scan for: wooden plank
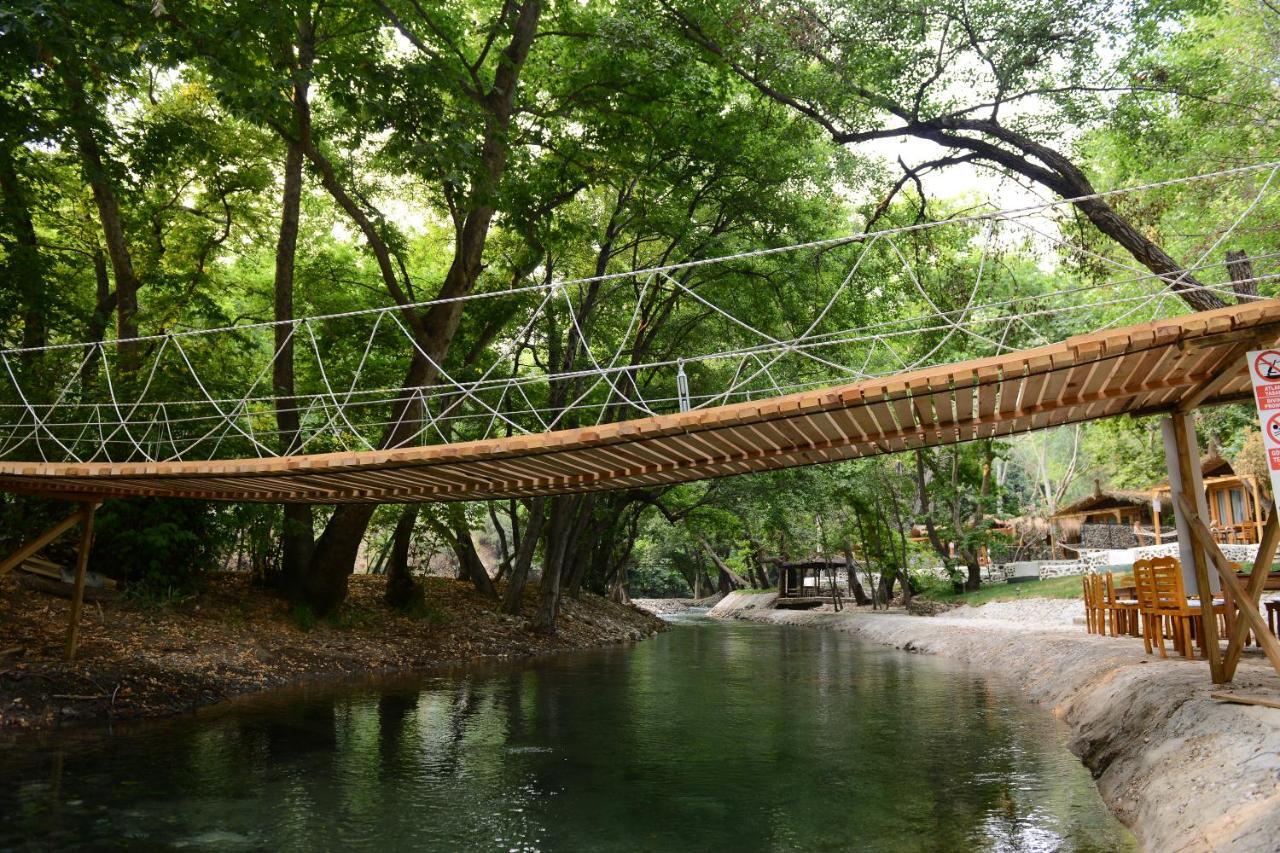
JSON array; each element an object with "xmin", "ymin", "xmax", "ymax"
[
  {"xmin": 1210, "ymin": 692, "xmax": 1280, "ymax": 710},
  {"xmin": 1175, "ymin": 341, "xmax": 1254, "ymax": 413}
]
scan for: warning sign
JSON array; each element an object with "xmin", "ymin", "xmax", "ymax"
[{"xmin": 1248, "ymin": 350, "xmax": 1280, "ymax": 489}]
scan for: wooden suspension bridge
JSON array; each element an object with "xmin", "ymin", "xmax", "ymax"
[{"xmin": 3, "ymin": 299, "xmax": 1280, "ymax": 681}]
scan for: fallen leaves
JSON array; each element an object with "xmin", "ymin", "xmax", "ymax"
[{"xmin": 0, "ymin": 572, "xmax": 666, "ymax": 732}]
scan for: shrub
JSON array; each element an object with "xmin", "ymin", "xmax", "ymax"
[
  {"xmin": 291, "ymin": 603, "xmax": 318, "ymax": 632},
  {"xmin": 89, "ymin": 498, "xmax": 226, "ymax": 597},
  {"xmin": 628, "ymin": 562, "xmax": 692, "ymax": 598}
]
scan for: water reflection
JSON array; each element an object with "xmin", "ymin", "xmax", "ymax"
[{"xmin": 0, "ymin": 619, "xmax": 1132, "ymax": 851}]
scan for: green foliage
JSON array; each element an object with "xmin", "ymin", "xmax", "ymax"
[
  {"xmin": 920, "ymin": 576, "xmax": 1086, "ymax": 606},
  {"xmin": 628, "ymin": 562, "xmax": 692, "ymax": 598},
  {"xmin": 290, "ymin": 603, "xmax": 318, "ymax": 632},
  {"xmin": 0, "ymin": 0, "xmax": 1273, "ymax": 612},
  {"xmin": 91, "ymin": 499, "xmax": 227, "ymax": 597}
]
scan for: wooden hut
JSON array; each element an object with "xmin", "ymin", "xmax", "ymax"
[
  {"xmin": 1050, "ymin": 483, "xmax": 1155, "ymax": 549},
  {"xmin": 1150, "ymin": 454, "xmax": 1267, "ymax": 545}
]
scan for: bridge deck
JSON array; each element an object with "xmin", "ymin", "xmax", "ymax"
[{"xmin": 2, "ymin": 300, "xmax": 1278, "ymax": 504}]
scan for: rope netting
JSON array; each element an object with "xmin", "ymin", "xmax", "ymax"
[{"xmin": 1, "ymin": 161, "xmax": 1277, "ymax": 465}]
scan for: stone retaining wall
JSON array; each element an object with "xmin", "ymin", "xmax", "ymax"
[{"xmin": 1020, "ymin": 542, "xmax": 1263, "ymax": 581}]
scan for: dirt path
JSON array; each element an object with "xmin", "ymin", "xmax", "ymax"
[
  {"xmin": 0, "ymin": 574, "xmax": 664, "ymax": 731},
  {"xmin": 711, "ymin": 592, "xmax": 1280, "ymax": 853}
]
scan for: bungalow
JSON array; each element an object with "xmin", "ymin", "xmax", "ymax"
[
  {"xmin": 1049, "ymin": 486, "xmax": 1157, "ymax": 551},
  {"xmin": 1150, "ymin": 455, "xmax": 1266, "ymax": 545},
  {"xmin": 1050, "ymin": 455, "xmax": 1269, "ymax": 550}
]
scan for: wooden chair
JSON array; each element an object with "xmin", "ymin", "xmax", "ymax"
[
  {"xmin": 1151, "ymin": 558, "xmax": 1196, "ymax": 657},
  {"xmin": 1082, "ymin": 574, "xmax": 1097, "ymax": 634},
  {"xmin": 1146, "ymin": 557, "xmax": 1226, "ymax": 659},
  {"xmin": 1133, "ymin": 559, "xmax": 1162, "ymax": 656},
  {"xmin": 1116, "ymin": 573, "xmax": 1140, "ymax": 636},
  {"xmin": 1084, "ymin": 573, "xmax": 1108, "ymax": 635},
  {"xmin": 1103, "ymin": 571, "xmax": 1138, "ymax": 636}
]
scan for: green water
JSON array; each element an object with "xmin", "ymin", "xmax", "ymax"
[{"xmin": 0, "ymin": 616, "xmax": 1132, "ymax": 851}]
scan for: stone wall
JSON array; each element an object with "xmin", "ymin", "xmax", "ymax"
[
  {"xmin": 1024, "ymin": 542, "xmax": 1262, "ymax": 580},
  {"xmin": 1037, "ymin": 560, "xmax": 1088, "ymax": 579},
  {"xmin": 1079, "ymin": 523, "xmax": 1139, "ymax": 549}
]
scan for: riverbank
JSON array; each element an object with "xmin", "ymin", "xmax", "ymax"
[
  {"xmin": 709, "ymin": 591, "xmax": 1280, "ymax": 853},
  {"xmin": 0, "ymin": 573, "xmax": 664, "ymax": 731}
]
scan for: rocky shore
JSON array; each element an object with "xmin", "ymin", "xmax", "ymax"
[
  {"xmin": 710, "ymin": 591, "xmax": 1280, "ymax": 853},
  {"xmin": 0, "ymin": 573, "xmax": 665, "ymax": 732}
]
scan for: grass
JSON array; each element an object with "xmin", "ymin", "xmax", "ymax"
[{"xmin": 920, "ymin": 575, "xmax": 1084, "ymax": 607}]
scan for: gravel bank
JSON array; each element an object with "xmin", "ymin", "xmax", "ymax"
[
  {"xmin": 632, "ymin": 594, "xmax": 724, "ymax": 616},
  {"xmin": 711, "ymin": 592, "xmax": 1280, "ymax": 853}
]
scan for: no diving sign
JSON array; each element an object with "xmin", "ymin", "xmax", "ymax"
[{"xmin": 1248, "ymin": 351, "xmax": 1280, "ymax": 495}]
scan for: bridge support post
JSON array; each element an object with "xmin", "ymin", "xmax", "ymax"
[
  {"xmin": 1164, "ymin": 413, "xmax": 1225, "ymax": 683},
  {"xmin": 64, "ymin": 501, "xmax": 100, "ymax": 662}
]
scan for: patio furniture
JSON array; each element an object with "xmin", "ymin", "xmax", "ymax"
[
  {"xmin": 1134, "ymin": 557, "xmax": 1210, "ymax": 658},
  {"xmin": 1132, "ymin": 559, "xmax": 1163, "ymax": 656},
  {"xmin": 1083, "ymin": 574, "xmax": 1100, "ymax": 634},
  {"xmin": 1104, "ymin": 571, "xmax": 1140, "ymax": 636}
]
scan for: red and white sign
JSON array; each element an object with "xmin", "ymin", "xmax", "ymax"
[{"xmin": 1248, "ymin": 351, "xmax": 1280, "ymax": 493}]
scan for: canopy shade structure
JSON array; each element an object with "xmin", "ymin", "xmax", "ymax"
[{"xmin": 2, "ymin": 300, "xmax": 1278, "ymax": 505}]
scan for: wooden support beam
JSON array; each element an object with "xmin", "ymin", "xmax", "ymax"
[
  {"xmin": 1175, "ymin": 342, "xmax": 1253, "ymax": 413},
  {"xmin": 0, "ymin": 508, "xmax": 86, "ymax": 577},
  {"xmin": 63, "ymin": 502, "xmax": 98, "ymax": 662},
  {"xmin": 1176, "ymin": 492, "xmax": 1280, "ymax": 678},
  {"xmin": 1170, "ymin": 413, "xmax": 1225, "ymax": 682},
  {"xmin": 1224, "ymin": 502, "xmax": 1280, "ymax": 681},
  {"xmin": 1178, "ymin": 320, "xmax": 1280, "ymax": 352}
]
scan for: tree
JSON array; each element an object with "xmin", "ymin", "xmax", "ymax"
[{"xmin": 662, "ymin": 0, "xmax": 1238, "ymax": 311}]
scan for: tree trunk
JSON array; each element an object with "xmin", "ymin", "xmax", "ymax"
[
  {"xmin": 452, "ymin": 514, "xmax": 498, "ymax": 599},
  {"xmin": 502, "ymin": 497, "xmax": 546, "ymax": 615},
  {"xmin": 842, "ymin": 539, "xmax": 871, "ymax": 606},
  {"xmin": 914, "ymin": 449, "xmax": 956, "ymax": 585},
  {"xmin": 696, "ymin": 534, "xmax": 747, "ymax": 591},
  {"xmin": 0, "ymin": 143, "xmax": 47, "ymax": 356},
  {"xmin": 297, "ymin": 0, "xmax": 543, "ymax": 615},
  {"xmin": 877, "ymin": 570, "xmax": 896, "ymax": 603},
  {"xmin": 965, "ymin": 558, "xmax": 982, "ymax": 593},
  {"xmin": 562, "ymin": 495, "xmax": 602, "ymax": 598},
  {"xmin": 914, "ymin": 118, "xmax": 1229, "ymax": 312},
  {"xmin": 688, "ymin": 31, "xmax": 1230, "ymax": 314},
  {"xmin": 488, "ymin": 501, "xmax": 512, "ymax": 581},
  {"xmin": 533, "ymin": 496, "xmax": 575, "ymax": 634},
  {"xmin": 274, "ymin": 131, "xmax": 314, "ymax": 599},
  {"xmin": 1227, "ymin": 250, "xmax": 1257, "ymax": 302},
  {"xmin": 384, "ymin": 504, "xmax": 420, "ymax": 608},
  {"xmin": 60, "ymin": 62, "xmax": 142, "ymax": 372},
  {"xmin": 79, "ymin": 245, "xmax": 114, "ymax": 386}
]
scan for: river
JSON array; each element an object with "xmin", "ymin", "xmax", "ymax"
[{"xmin": 0, "ymin": 615, "xmax": 1133, "ymax": 851}]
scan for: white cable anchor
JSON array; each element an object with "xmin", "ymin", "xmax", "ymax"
[{"xmin": 676, "ymin": 359, "xmax": 691, "ymax": 413}]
